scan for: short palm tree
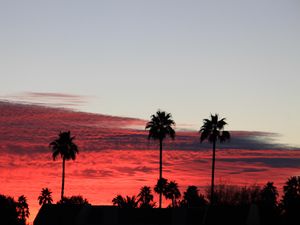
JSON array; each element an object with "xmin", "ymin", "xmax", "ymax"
[
  {"xmin": 112, "ymin": 195, "xmax": 138, "ymax": 208},
  {"xmin": 137, "ymin": 186, "xmax": 155, "ymax": 208},
  {"xmin": 154, "ymin": 178, "xmax": 169, "ymax": 208},
  {"xmin": 17, "ymin": 195, "xmax": 30, "ymax": 225},
  {"xmin": 50, "ymin": 131, "xmax": 79, "ymax": 200},
  {"xmin": 165, "ymin": 181, "xmax": 181, "ymax": 207},
  {"xmin": 146, "ymin": 110, "xmax": 175, "ymax": 208},
  {"xmin": 38, "ymin": 188, "xmax": 53, "ymax": 206},
  {"xmin": 199, "ymin": 114, "xmax": 230, "ymax": 205}
]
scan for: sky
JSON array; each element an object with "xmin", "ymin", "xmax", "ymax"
[
  {"xmin": 0, "ymin": 0, "xmax": 300, "ymax": 223},
  {"xmin": 0, "ymin": 0, "xmax": 300, "ymax": 145}
]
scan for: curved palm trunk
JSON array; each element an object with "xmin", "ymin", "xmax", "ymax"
[
  {"xmin": 211, "ymin": 139, "xmax": 216, "ymax": 205},
  {"xmin": 61, "ymin": 157, "xmax": 65, "ymax": 201},
  {"xmin": 159, "ymin": 138, "xmax": 163, "ymax": 209}
]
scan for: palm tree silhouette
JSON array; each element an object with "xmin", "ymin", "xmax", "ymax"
[
  {"xmin": 38, "ymin": 188, "xmax": 53, "ymax": 206},
  {"xmin": 199, "ymin": 114, "xmax": 230, "ymax": 205},
  {"xmin": 154, "ymin": 178, "xmax": 169, "ymax": 208},
  {"xmin": 137, "ymin": 186, "xmax": 155, "ymax": 208},
  {"xmin": 17, "ymin": 195, "xmax": 30, "ymax": 225},
  {"xmin": 112, "ymin": 195, "xmax": 138, "ymax": 208},
  {"xmin": 146, "ymin": 110, "xmax": 175, "ymax": 208},
  {"xmin": 165, "ymin": 181, "xmax": 181, "ymax": 207},
  {"xmin": 50, "ymin": 131, "xmax": 79, "ymax": 200}
]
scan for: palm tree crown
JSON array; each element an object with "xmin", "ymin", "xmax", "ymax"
[
  {"xmin": 200, "ymin": 114, "xmax": 230, "ymax": 143},
  {"xmin": 137, "ymin": 186, "xmax": 154, "ymax": 208},
  {"xmin": 165, "ymin": 181, "xmax": 181, "ymax": 208},
  {"xmin": 38, "ymin": 188, "xmax": 53, "ymax": 206},
  {"xmin": 146, "ymin": 110, "xmax": 175, "ymax": 141},
  {"xmin": 112, "ymin": 195, "xmax": 138, "ymax": 208},
  {"xmin": 50, "ymin": 131, "xmax": 78, "ymax": 161}
]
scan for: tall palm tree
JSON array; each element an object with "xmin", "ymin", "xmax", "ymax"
[
  {"xmin": 38, "ymin": 188, "xmax": 53, "ymax": 206},
  {"xmin": 50, "ymin": 131, "xmax": 79, "ymax": 200},
  {"xmin": 165, "ymin": 181, "xmax": 181, "ymax": 207},
  {"xmin": 137, "ymin": 186, "xmax": 155, "ymax": 208},
  {"xmin": 199, "ymin": 114, "xmax": 230, "ymax": 205},
  {"xmin": 146, "ymin": 110, "xmax": 175, "ymax": 208}
]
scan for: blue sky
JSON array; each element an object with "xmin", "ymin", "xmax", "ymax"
[{"xmin": 0, "ymin": 0, "xmax": 300, "ymax": 146}]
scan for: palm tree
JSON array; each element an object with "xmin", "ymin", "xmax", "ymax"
[
  {"xmin": 199, "ymin": 114, "xmax": 230, "ymax": 205},
  {"xmin": 146, "ymin": 110, "xmax": 175, "ymax": 208},
  {"xmin": 50, "ymin": 131, "xmax": 79, "ymax": 200},
  {"xmin": 17, "ymin": 195, "xmax": 30, "ymax": 225},
  {"xmin": 154, "ymin": 178, "xmax": 169, "ymax": 208},
  {"xmin": 165, "ymin": 181, "xmax": 181, "ymax": 207},
  {"xmin": 38, "ymin": 188, "xmax": 53, "ymax": 206},
  {"xmin": 137, "ymin": 186, "xmax": 155, "ymax": 208},
  {"xmin": 112, "ymin": 195, "xmax": 138, "ymax": 208}
]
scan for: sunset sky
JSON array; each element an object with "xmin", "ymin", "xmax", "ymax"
[{"xmin": 1, "ymin": 0, "xmax": 300, "ymax": 223}]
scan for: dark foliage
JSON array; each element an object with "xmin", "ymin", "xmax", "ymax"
[
  {"xmin": 180, "ymin": 186, "xmax": 207, "ymax": 208},
  {"xmin": 137, "ymin": 186, "xmax": 155, "ymax": 208},
  {"xmin": 57, "ymin": 195, "xmax": 89, "ymax": 205},
  {"xmin": 112, "ymin": 195, "xmax": 138, "ymax": 208},
  {"xmin": 280, "ymin": 176, "xmax": 300, "ymax": 225}
]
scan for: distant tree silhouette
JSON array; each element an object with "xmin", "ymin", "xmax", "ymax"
[
  {"xmin": 199, "ymin": 114, "xmax": 230, "ymax": 205},
  {"xmin": 112, "ymin": 195, "xmax": 138, "ymax": 208},
  {"xmin": 281, "ymin": 176, "xmax": 300, "ymax": 224},
  {"xmin": 146, "ymin": 110, "xmax": 175, "ymax": 208},
  {"xmin": 165, "ymin": 181, "xmax": 181, "ymax": 208},
  {"xmin": 38, "ymin": 188, "xmax": 53, "ymax": 206},
  {"xmin": 259, "ymin": 182, "xmax": 280, "ymax": 225},
  {"xmin": 50, "ymin": 131, "xmax": 79, "ymax": 200},
  {"xmin": 16, "ymin": 195, "xmax": 29, "ymax": 225},
  {"xmin": 57, "ymin": 195, "xmax": 89, "ymax": 205},
  {"xmin": 154, "ymin": 178, "xmax": 169, "ymax": 208},
  {"xmin": 181, "ymin": 186, "xmax": 207, "ymax": 208},
  {"xmin": 210, "ymin": 184, "xmax": 261, "ymax": 206},
  {"xmin": 137, "ymin": 186, "xmax": 155, "ymax": 208},
  {"xmin": 0, "ymin": 194, "xmax": 19, "ymax": 225},
  {"xmin": 260, "ymin": 182, "xmax": 278, "ymax": 208}
]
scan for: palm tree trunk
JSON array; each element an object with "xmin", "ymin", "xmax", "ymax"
[
  {"xmin": 61, "ymin": 157, "xmax": 65, "ymax": 201},
  {"xmin": 159, "ymin": 138, "xmax": 163, "ymax": 209},
  {"xmin": 211, "ymin": 139, "xmax": 216, "ymax": 205}
]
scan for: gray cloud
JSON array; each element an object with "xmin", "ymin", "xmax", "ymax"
[
  {"xmin": 220, "ymin": 157, "xmax": 300, "ymax": 168},
  {"xmin": 0, "ymin": 100, "xmax": 299, "ymax": 158}
]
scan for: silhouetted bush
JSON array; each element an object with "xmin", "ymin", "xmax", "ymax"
[
  {"xmin": 180, "ymin": 186, "xmax": 207, "ymax": 208},
  {"xmin": 0, "ymin": 194, "xmax": 30, "ymax": 225},
  {"xmin": 57, "ymin": 195, "xmax": 89, "ymax": 205},
  {"xmin": 0, "ymin": 194, "xmax": 19, "ymax": 225},
  {"xmin": 280, "ymin": 176, "xmax": 300, "ymax": 225}
]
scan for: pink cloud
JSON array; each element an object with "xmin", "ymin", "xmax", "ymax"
[{"xmin": 1, "ymin": 101, "xmax": 300, "ymax": 223}]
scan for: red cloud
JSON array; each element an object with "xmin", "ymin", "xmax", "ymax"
[{"xmin": 0, "ymin": 101, "xmax": 300, "ymax": 223}]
